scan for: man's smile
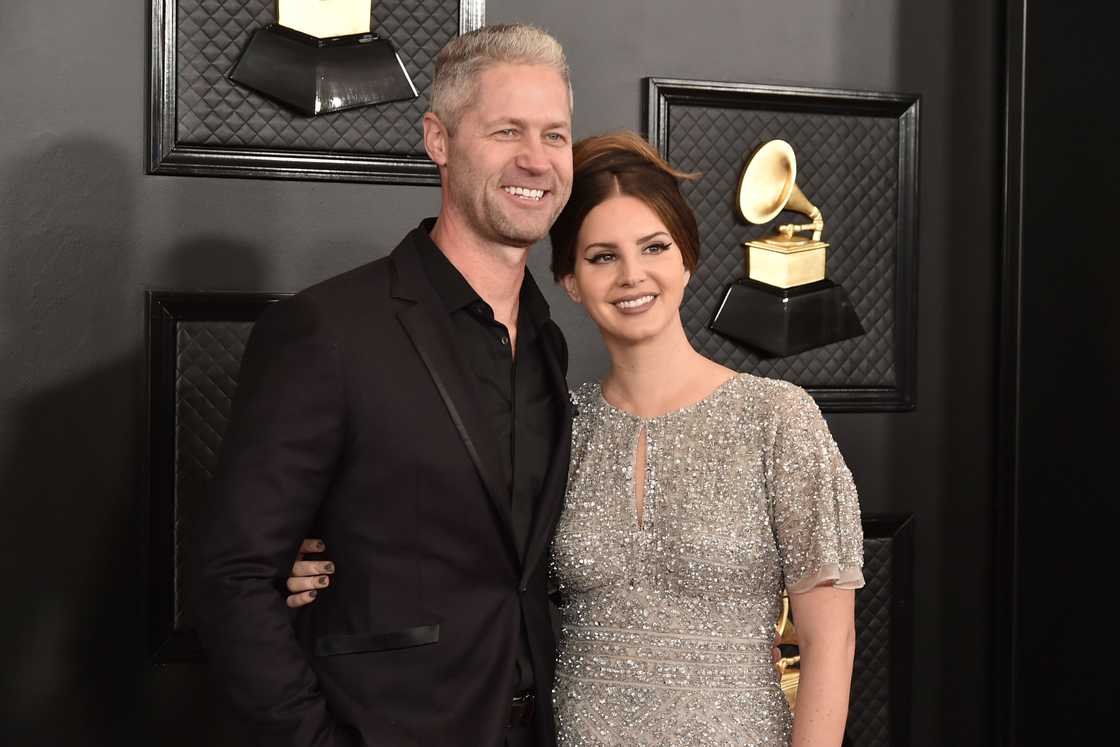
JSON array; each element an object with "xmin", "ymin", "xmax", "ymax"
[{"xmin": 502, "ymin": 185, "xmax": 547, "ymax": 201}]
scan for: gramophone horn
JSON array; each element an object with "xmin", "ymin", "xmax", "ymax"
[
  {"xmin": 737, "ymin": 139, "xmax": 824, "ymax": 241},
  {"xmin": 737, "ymin": 139, "xmax": 797, "ymax": 224},
  {"xmin": 711, "ymin": 138, "xmax": 862, "ymax": 357}
]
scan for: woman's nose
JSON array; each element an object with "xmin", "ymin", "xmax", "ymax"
[{"xmin": 615, "ymin": 256, "xmax": 645, "ymax": 287}]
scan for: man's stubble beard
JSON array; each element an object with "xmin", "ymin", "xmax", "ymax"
[
  {"xmin": 448, "ymin": 166, "xmax": 567, "ymax": 249},
  {"xmin": 481, "ymin": 192, "xmax": 562, "ymax": 248}
]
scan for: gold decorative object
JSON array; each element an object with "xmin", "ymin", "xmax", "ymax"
[
  {"xmin": 710, "ymin": 138, "xmax": 865, "ymax": 357},
  {"xmin": 774, "ymin": 592, "xmax": 801, "ymax": 711},
  {"xmin": 736, "ymin": 140, "xmax": 828, "ymax": 289},
  {"xmin": 279, "ymin": 0, "xmax": 373, "ymax": 39}
]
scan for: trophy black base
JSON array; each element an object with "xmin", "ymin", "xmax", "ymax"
[
  {"xmin": 229, "ymin": 25, "xmax": 418, "ymax": 116},
  {"xmin": 709, "ymin": 278, "xmax": 865, "ymax": 357}
]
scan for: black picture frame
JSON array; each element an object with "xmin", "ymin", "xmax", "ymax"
[
  {"xmin": 853, "ymin": 514, "xmax": 915, "ymax": 747},
  {"xmin": 645, "ymin": 78, "xmax": 920, "ymax": 412},
  {"xmin": 146, "ymin": 291, "xmax": 288, "ymax": 660},
  {"xmin": 147, "ymin": 1, "xmax": 486, "ymax": 185}
]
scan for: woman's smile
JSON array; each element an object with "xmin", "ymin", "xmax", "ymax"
[{"xmin": 612, "ymin": 293, "xmax": 658, "ymax": 313}]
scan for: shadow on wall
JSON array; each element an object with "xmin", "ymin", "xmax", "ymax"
[
  {"xmin": 154, "ymin": 235, "xmax": 274, "ymax": 293},
  {"xmin": 0, "ymin": 136, "xmax": 146, "ymax": 743},
  {"xmin": 0, "ymin": 136, "xmax": 269, "ymax": 743}
]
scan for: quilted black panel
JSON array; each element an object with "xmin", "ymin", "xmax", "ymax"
[
  {"xmin": 667, "ymin": 104, "xmax": 899, "ymax": 387},
  {"xmin": 172, "ymin": 320, "xmax": 254, "ymax": 630},
  {"xmin": 849, "ymin": 535, "xmax": 894, "ymax": 746},
  {"xmin": 176, "ymin": 0, "xmax": 459, "ymax": 153}
]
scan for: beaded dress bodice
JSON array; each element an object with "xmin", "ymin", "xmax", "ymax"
[{"xmin": 550, "ymin": 374, "xmax": 864, "ymax": 746}]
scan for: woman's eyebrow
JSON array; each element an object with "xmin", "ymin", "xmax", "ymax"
[{"xmin": 583, "ymin": 231, "xmax": 671, "ymax": 253}]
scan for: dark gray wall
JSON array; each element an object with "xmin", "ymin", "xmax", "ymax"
[{"xmin": 0, "ymin": 1, "xmax": 1000, "ymax": 743}]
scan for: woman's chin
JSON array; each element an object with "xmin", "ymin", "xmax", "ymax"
[{"xmin": 599, "ymin": 321, "xmax": 669, "ymax": 348}]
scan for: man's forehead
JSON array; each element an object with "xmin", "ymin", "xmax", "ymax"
[
  {"xmin": 466, "ymin": 64, "xmax": 571, "ymax": 122},
  {"xmin": 475, "ymin": 63, "xmax": 568, "ymax": 96}
]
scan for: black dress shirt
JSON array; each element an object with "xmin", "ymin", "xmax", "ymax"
[{"xmin": 417, "ymin": 220, "xmax": 559, "ymax": 692}]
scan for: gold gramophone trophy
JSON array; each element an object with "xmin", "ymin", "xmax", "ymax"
[
  {"xmin": 709, "ymin": 140, "xmax": 864, "ymax": 357},
  {"xmin": 229, "ymin": 1, "xmax": 418, "ymax": 116},
  {"xmin": 774, "ymin": 592, "xmax": 802, "ymax": 712}
]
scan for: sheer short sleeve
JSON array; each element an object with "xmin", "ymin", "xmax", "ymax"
[{"xmin": 766, "ymin": 383, "xmax": 865, "ymax": 594}]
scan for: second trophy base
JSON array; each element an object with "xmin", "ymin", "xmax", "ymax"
[
  {"xmin": 709, "ymin": 278, "xmax": 865, "ymax": 357},
  {"xmin": 229, "ymin": 25, "xmax": 418, "ymax": 116}
]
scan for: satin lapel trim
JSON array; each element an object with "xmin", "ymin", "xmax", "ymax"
[
  {"xmin": 396, "ymin": 302, "xmax": 517, "ymax": 555},
  {"xmin": 520, "ymin": 325, "xmax": 573, "ymax": 584}
]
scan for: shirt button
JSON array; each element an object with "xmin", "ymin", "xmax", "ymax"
[{"xmin": 499, "ymin": 335, "xmax": 509, "ymax": 345}]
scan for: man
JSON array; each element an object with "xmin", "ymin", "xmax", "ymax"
[{"xmin": 192, "ymin": 24, "xmax": 574, "ymax": 747}]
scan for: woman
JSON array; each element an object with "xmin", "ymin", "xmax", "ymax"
[{"xmin": 287, "ymin": 131, "xmax": 864, "ymax": 746}]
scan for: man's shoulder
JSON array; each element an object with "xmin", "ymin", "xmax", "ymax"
[
  {"xmin": 255, "ymin": 232, "xmax": 418, "ymax": 338},
  {"xmin": 296, "ymin": 254, "xmax": 394, "ymax": 308},
  {"xmin": 248, "ymin": 257, "xmax": 392, "ymax": 347},
  {"xmin": 292, "ymin": 225, "xmax": 425, "ymax": 311}
]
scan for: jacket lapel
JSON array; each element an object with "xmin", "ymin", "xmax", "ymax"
[
  {"xmin": 519, "ymin": 321, "xmax": 574, "ymax": 586},
  {"xmin": 390, "ymin": 235, "xmax": 517, "ymax": 562}
]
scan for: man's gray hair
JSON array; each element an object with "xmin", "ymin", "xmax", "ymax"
[{"xmin": 429, "ymin": 23, "xmax": 571, "ymax": 131}]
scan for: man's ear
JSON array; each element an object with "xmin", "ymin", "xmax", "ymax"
[
  {"xmin": 423, "ymin": 112, "xmax": 449, "ymax": 167},
  {"xmin": 561, "ymin": 274, "xmax": 582, "ymax": 304}
]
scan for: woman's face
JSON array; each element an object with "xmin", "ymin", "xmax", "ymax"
[{"xmin": 561, "ymin": 194, "xmax": 690, "ymax": 347}]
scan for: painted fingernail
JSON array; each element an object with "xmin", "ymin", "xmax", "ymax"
[
  {"xmin": 319, "ymin": 575, "xmax": 329, "ymax": 586},
  {"xmin": 309, "ymin": 589, "xmax": 318, "ymax": 598},
  {"xmin": 323, "ymin": 562, "xmax": 335, "ymax": 573}
]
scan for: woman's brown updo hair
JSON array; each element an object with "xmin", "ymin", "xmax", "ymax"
[{"xmin": 549, "ymin": 130, "xmax": 700, "ymax": 281}]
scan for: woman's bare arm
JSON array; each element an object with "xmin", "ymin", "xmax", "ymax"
[{"xmin": 787, "ymin": 584, "xmax": 856, "ymax": 747}]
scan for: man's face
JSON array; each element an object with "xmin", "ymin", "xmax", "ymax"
[{"xmin": 439, "ymin": 64, "xmax": 573, "ymax": 248}]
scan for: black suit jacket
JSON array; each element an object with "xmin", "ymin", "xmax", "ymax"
[{"xmin": 192, "ymin": 226, "xmax": 573, "ymax": 746}]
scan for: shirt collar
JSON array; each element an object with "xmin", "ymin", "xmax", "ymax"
[
  {"xmin": 416, "ymin": 218, "xmax": 480, "ymax": 312},
  {"xmin": 416, "ymin": 218, "xmax": 552, "ymax": 329}
]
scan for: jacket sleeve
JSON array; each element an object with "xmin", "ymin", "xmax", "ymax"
[{"xmin": 191, "ymin": 294, "xmax": 352, "ymax": 747}]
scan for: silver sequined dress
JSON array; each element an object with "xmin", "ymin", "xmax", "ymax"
[{"xmin": 550, "ymin": 374, "xmax": 864, "ymax": 746}]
